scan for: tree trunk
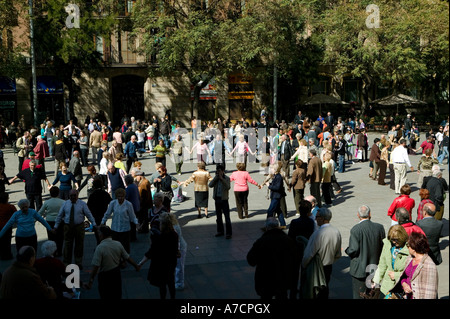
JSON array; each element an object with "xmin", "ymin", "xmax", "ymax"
[{"xmin": 191, "ymin": 77, "xmax": 211, "ymax": 120}]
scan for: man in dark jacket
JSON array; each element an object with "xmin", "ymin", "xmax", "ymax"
[
  {"xmin": 278, "ymin": 134, "xmax": 293, "ymax": 178},
  {"xmin": 417, "ymin": 203, "xmax": 443, "ymax": 265},
  {"xmin": 345, "ymin": 205, "xmax": 385, "ymax": 299},
  {"xmin": 422, "ymin": 169, "xmax": 448, "ymax": 220},
  {"xmin": 247, "ymin": 217, "xmax": 298, "ymax": 300}
]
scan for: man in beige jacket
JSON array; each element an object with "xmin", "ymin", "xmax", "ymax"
[{"xmin": 89, "ymin": 127, "xmax": 102, "ymax": 165}]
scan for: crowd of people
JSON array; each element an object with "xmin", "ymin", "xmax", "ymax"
[{"xmin": 0, "ymin": 109, "xmax": 448, "ymax": 300}]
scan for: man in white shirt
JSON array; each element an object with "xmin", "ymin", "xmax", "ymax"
[
  {"xmin": 435, "ymin": 126, "xmax": 444, "ymax": 157},
  {"xmin": 390, "ymin": 139, "xmax": 414, "ymax": 194}
]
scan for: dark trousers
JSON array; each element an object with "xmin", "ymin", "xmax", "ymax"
[
  {"xmin": 281, "ymin": 157, "xmax": 290, "ymax": 177},
  {"xmin": 321, "ymin": 182, "xmax": 332, "ymax": 205},
  {"xmin": 15, "ymin": 234, "xmax": 38, "ymax": 254},
  {"xmin": 378, "ymin": 160, "xmax": 387, "ymax": 185},
  {"xmin": 98, "ymin": 266, "xmax": 122, "ymax": 299},
  {"xmin": 80, "ymin": 148, "xmax": 88, "ymax": 166},
  {"xmin": 112, "ymin": 230, "xmax": 131, "ymax": 253},
  {"xmin": 26, "ymin": 193, "xmax": 43, "ymax": 211},
  {"xmin": 317, "ymin": 264, "xmax": 333, "ymax": 299},
  {"xmin": 63, "ymin": 223, "xmax": 85, "ymax": 267},
  {"xmin": 156, "ymin": 156, "xmax": 166, "ymax": 167},
  {"xmin": 126, "ymin": 155, "xmax": 137, "ymax": 173},
  {"xmin": 215, "ymin": 199, "xmax": 232, "ymax": 236},
  {"xmin": 47, "ymin": 221, "xmax": 64, "ymax": 257},
  {"xmin": 389, "ymin": 163, "xmax": 395, "ymax": 190},
  {"xmin": 18, "ymin": 156, "xmax": 25, "ymax": 174},
  {"xmin": 234, "ymin": 190, "xmax": 249, "ymax": 219},
  {"xmin": 293, "ymin": 188, "xmax": 305, "ymax": 215},
  {"xmin": 266, "ymin": 197, "xmax": 286, "ymax": 226},
  {"xmin": 310, "ymin": 182, "xmax": 321, "ymax": 207},
  {"xmin": 137, "ymin": 207, "xmax": 149, "ymax": 233},
  {"xmin": 175, "ymin": 161, "xmax": 183, "ymax": 174}
]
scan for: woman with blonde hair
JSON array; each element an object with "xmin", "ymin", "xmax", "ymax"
[
  {"xmin": 321, "ymin": 152, "xmax": 333, "ymax": 205},
  {"xmin": 372, "ymin": 225, "xmax": 410, "ymax": 299},
  {"xmin": 113, "ymin": 152, "xmax": 126, "ymax": 172},
  {"xmin": 182, "ymin": 161, "xmax": 213, "ymax": 218}
]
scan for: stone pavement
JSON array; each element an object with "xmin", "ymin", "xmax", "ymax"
[{"xmin": 0, "ymin": 131, "xmax": 448, "ymax": 301}]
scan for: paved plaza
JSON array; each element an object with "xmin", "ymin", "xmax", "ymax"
[{"xmin": 0, "ymin": 131, "xmax": 448, "ymax": 301}]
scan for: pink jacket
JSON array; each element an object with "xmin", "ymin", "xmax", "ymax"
[{"xmin": 230, "ymin": 170, "xmax": 258, "ymax": 192}]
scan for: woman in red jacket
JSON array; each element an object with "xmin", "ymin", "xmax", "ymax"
[{"xmin": 387, "ymin": 184, "xmax": 415, "ymax": 226}]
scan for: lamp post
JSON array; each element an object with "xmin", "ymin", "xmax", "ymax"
[
  {"xmin": 28, "ymin": 0, "xmax": 38, "ymax": 127},
  {"xmin": 273, "ymin": 64, "xmax": 277, "ymax": 122}
]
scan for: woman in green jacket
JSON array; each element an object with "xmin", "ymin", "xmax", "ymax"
[{"xmin": 372, "ymin": 225, "xmax": 410, "ymax": 298}]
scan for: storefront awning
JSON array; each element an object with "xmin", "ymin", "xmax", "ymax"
[
  {"xmin": 0, "ymin": 76, "xmax": 16, "ymax": 94},
  {"xmin": 37, "ymin": 76, "xmax": 64, "ymax": 94}
]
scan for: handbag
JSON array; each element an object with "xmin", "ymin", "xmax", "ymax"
[
  {"xmin": 356, "ymin": 149, "xmax": 363, "ymax": 160},
  {"xmin": 360, "ymin": 287, "xmax": 381, "ymax": 299},
  {"xmin": 387, "ymin": 292, "xmax": 405, "ymax": 299}
]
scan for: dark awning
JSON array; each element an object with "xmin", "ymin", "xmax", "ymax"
[
  {"xmin": 37, "ymin": 76, "xmax": 64, "ymax": 94},
  {"xmin": 0, "ymin": 76, "xmax": 16, "ymax": 94}
]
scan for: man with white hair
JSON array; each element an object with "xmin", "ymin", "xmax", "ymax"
[
  {"xmin": 302, "ymin": 207, "xmax": 342, "ymax": 299},
  {"xmin": 421, "ymin": 166, "xmax": 448, "ymax": 220},
  {"xmin": 417, "ymin": 203, "xmax": 443, "ymax": 265},
  {"xmin": 34, "ymin": 240, "xmax": 67, "ymax": 299},
  {"xmin": 345, "ymin": 205, "xmax": 385, "ymax": 299},
  {"xmin": 33, "ymin": 135, "xmax": 50, "ymax": 171}
]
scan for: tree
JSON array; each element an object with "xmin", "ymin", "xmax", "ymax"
[
  {"xmin": 0, "ymin": 0, "xmax": 26, "ymax": 78},
  {"xmin": 131, "ymin": 0, "xmax": 259, "ymax": 119},
  {"xmin": 311, "ymin": 0, "xmax": 449, "ymax": 115},
  {"xmin": 30, "ymin": 0, "xmax": 116, "ymax": 120},
  {"xmin": 241, "ymin": 0, "xmax": 323, "ymax": 121},
  {"xmin": 131, "ymin": 0, "xmax": 322, "ymax": 121}
]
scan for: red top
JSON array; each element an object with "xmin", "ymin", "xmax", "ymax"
[
  {"xmin": 388, "ymin": 195, "xmax": 416, "ymax": 221},
  {"xmin": 420, "ymin": 141, "xmax": 434, "ymax": 154},
  {"xmin": 401, "ymin": 222, "xmax": 426, "ymax": 237},
  {"xmin": 230, "ymin": 170, "xmax": 258, "ymax": 192}
]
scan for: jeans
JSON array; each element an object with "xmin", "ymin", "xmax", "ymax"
[
  {"xmin": 338, "ymin": 154, "xmax": 345, "ymax": 173},
  {"xmin": 80, "ymin": 148, "xmax": 88, "ymax": 166},
  {"xmin": 438, "ymin": 146, "xmax": 448, "ymax": 164},
  {"xmin": 47, "ymin": 138, "xmax": 54, "ymax": 156},
  {"xmin": 266, "ymin": 197, "xmax": 286, "ymax": 226}
]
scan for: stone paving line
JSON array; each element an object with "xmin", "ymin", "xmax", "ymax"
[{"xmin": 0, "ymin": 131, "xmax": 448, "ymax": 300}]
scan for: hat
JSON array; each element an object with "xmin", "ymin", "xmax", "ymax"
[
  {"xmin": 135, "ymin": 170, "xmax": 145, "ymax": 176},
  {"xmin": 29, "ymin": 152, "xmax": 36, "ymax": 156}
]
